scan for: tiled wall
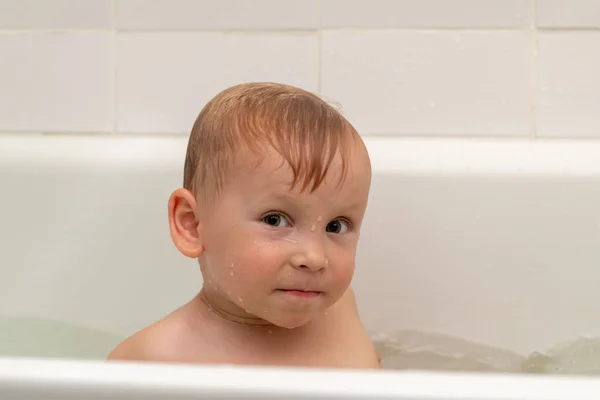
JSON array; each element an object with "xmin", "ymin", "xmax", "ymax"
[{"xmin": 0, "ymin": 0, "xmax": 599, "ymax": 138}]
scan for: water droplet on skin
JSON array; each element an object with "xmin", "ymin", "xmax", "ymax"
[
  {"xmin": 283, "ymin": 237, "xmax": 298, "ymax": 244},
  {"xmin": 310, "ymin": 224, "xmax": 316, "ymax": 232},
  {"xmin": 288, "ymin": 271, "xmax": 291, "ymax": 276},
  {"xmin": 325, "ymin": 258, "xmax": 329, "ymax": 267},
  {"xmin": 324, "ymin": 311, "xmax": 329, "ymax": 316},
  {"xmin": 268, "ymin": 330, "xmax": 273, "ymax": 335},
  {"xmin": 237, "ymin": 296, "xmax": 244, "ymax": 303},
  {"xmin": 212, "ymin": 285, "xmax": 217, "ymax": 291},
  {"xmin": 208, "ymin": 279, "xmax": 212, "ymax": 284},
  {"xmin": 230, "ymin": 271, "xmax": 234, "ymax": 276},
  {"xmin": 317, "ymin": 216, "xmax": 323, "ymax": 222},
  {"xmin": 230, "ymin": 263, "xmax": 234, "ymax": 268}
]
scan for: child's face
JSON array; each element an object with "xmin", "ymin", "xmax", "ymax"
[{"xmin": 198, "ymin": 144, "xmax": 371, "ymax": 328}]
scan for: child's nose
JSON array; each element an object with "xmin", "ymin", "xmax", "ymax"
[{"xmin": 290, "ymin": 238, "xmax": 326, "ymax": 272}]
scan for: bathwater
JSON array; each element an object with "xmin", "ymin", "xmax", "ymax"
[
  {"xmin": 0, "ymin": 315, "xmax": 123, "ymax": 359},
  {"xmin": 2, "ymin": 314, "xmax": 599, "ymax": 376},
  {"xmin": 372, "ymin": 330, "xmax": 600, "ymax": 375}
]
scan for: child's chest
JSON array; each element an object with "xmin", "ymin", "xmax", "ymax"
[{"xmin": 183, "ymin": 320, "xmax": 378, "ymax": 369}]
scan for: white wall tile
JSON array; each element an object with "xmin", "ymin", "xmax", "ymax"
[
  {"xmin": 537, "ymin": 0, "xmax": 600, "ymax": 28},
  {"xmin": 322, "ymin": 0, "xmax": 532, "ymax": 28},
  {"xmin": 116, "ymin": 0, "xmax": 318, "ymax": 30},
  {"xmin": 537, "ymin": 33, "xmax": 600, "ymax": 137},
  {"xmin": 117, "ymin": 33, "xmax": 318, "ymax": 133},
  {"xmin": 321, "ymin": 31, "xmax": 531, "ymax": 136},
  {"xmin": 0, "ymin": 33, "xmax": 114, "ymax": 132},
  {"xmin": 0, "ymin": 0, "xmax": 113, "ymax": 29}
]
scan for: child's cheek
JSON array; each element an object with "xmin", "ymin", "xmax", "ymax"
[
  {"xmin": 333, "ymin": 253, "xmax": 356, "ymax": 288},
  {"xmin": 237, "ymin": 238, "xmax": 283, "ymax": 280}
]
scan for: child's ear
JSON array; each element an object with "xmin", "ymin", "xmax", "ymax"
[{"xmin": 168, "ymin": 188, "xmax": 204, "ymax": 258}]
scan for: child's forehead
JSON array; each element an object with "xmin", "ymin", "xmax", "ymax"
[{"xmin": 231, "ymin": 146, "xmax": 369, "ymax": 196}]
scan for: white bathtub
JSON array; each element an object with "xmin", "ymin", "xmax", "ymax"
[{"xmin": 2, "ymin": 134, "xmax": 600, "ymax": 398}]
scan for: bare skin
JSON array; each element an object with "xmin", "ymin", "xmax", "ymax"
[
  {"xmin": 108, "ymin": 140, "xmax": 380, "ymax": 369},
  {"xmin": 108, "ymin": 288, "xmax": 380, "ymax": 368}
]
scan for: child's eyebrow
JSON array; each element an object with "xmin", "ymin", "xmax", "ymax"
[{"xmin": 254, "ymin": 191, "xmax": 299, "ymax": 208}]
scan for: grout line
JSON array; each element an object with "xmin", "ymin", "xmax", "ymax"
[
  {"xmin": 316, "ymin": 0, "xmax": 323, "ymax": 94},
  {"xmin": 1, "ymin": 27, "xmax": 600, "ymax": 35},
  {"xmin": 0, "ymin": 27, "xmax": 547, "ymax": 34},
  {"xmin": 0, "ymin": 29, "xmax": 113, "ymax": 33},
  {"xmin": 112, "ymin": 0, "xmax": 118, "ymax": 135},
  {"xmin": 537, "ymin": 26, "xmax": 600, "ymax": 31},
  {"xmin": 0, "ymin": 131, "xmax": 190, "ymax": 136},
  {"xmin": 530, "ymin": 0, "xmax": 540, "ymax": 138},
  {"xmin": 4, "ymin": 131, "xmax": 600, "ymax": 141}
]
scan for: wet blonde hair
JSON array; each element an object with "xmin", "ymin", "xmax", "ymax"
[{"xmin": 183, "ymin": 82, "xmax": 364, "ymax": 203}]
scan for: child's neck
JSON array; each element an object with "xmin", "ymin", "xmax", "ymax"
[{"xmin": 198, "ymin": 288, "xmax": 273, "ymax": 327}]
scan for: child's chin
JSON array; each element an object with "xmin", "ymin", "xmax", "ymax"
[{"xmin": 265, "ymin": 313, "xmax": 317, "ymax": 329}]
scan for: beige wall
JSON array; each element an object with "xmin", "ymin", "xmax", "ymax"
[{"xmin": 0, "ymin": 0, "xmax": 598, "ymax": 138}]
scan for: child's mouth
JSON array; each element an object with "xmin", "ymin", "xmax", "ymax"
[{"xmin": 277, "ymin": 289, "xmax": 321, "ymax": 298}]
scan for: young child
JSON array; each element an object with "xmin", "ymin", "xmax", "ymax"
[{"xmin": 108, "ymin": 82, "xmax": 380, "ymax": 369}]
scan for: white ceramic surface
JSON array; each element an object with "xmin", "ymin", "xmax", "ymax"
[
  {"xmin": 2, "ymin": 134, "xmax": 600, "ymax": 396},
  {"xmin": 2, "ymin": 135, "xmax": 600, "ymax": 357},
  {"xmin": 2, "ymin": 356, "xmax": 600, "ymax": 400}
]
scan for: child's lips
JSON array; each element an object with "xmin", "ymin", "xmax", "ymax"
[{"xmin": 276, "ymin": 289, "xmax": 321, "ymax": 298}]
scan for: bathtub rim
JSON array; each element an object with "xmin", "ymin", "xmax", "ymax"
[
  {"xmin": 3, "ymin": 134, "xmax": 600, "ymax": 176},
  {"xmin": 1, "ymin": 357, "xmax": 600, "ymax": 399}
]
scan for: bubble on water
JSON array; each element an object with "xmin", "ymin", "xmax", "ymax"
[
  {"xmin": 310, "ymin": 224, "xmax": 316, "ymax": 232},
  {"xmin": 237, "ymin": 296, "xmax": 244, "ymax": 303},
  {"xmin": 317, "ymin": 216, "xmax": 323, "ymax": 222}
]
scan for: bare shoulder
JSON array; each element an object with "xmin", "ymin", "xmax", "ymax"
[
  {"xmin": 326, "ymin": 287, "xmax": 381, "ymax": 368},
  {"xmin": 107, "ymin": 311, "xmax": 195, "ymax": 363}
]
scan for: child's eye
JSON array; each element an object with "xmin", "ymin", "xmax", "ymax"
[
  {"xmin": 326, "ymin": 219, "xmax": 350, "ymax": 234},
  {"xmin": 262, "ymin": 213, "xmax": 290, "ymax": 228}
]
